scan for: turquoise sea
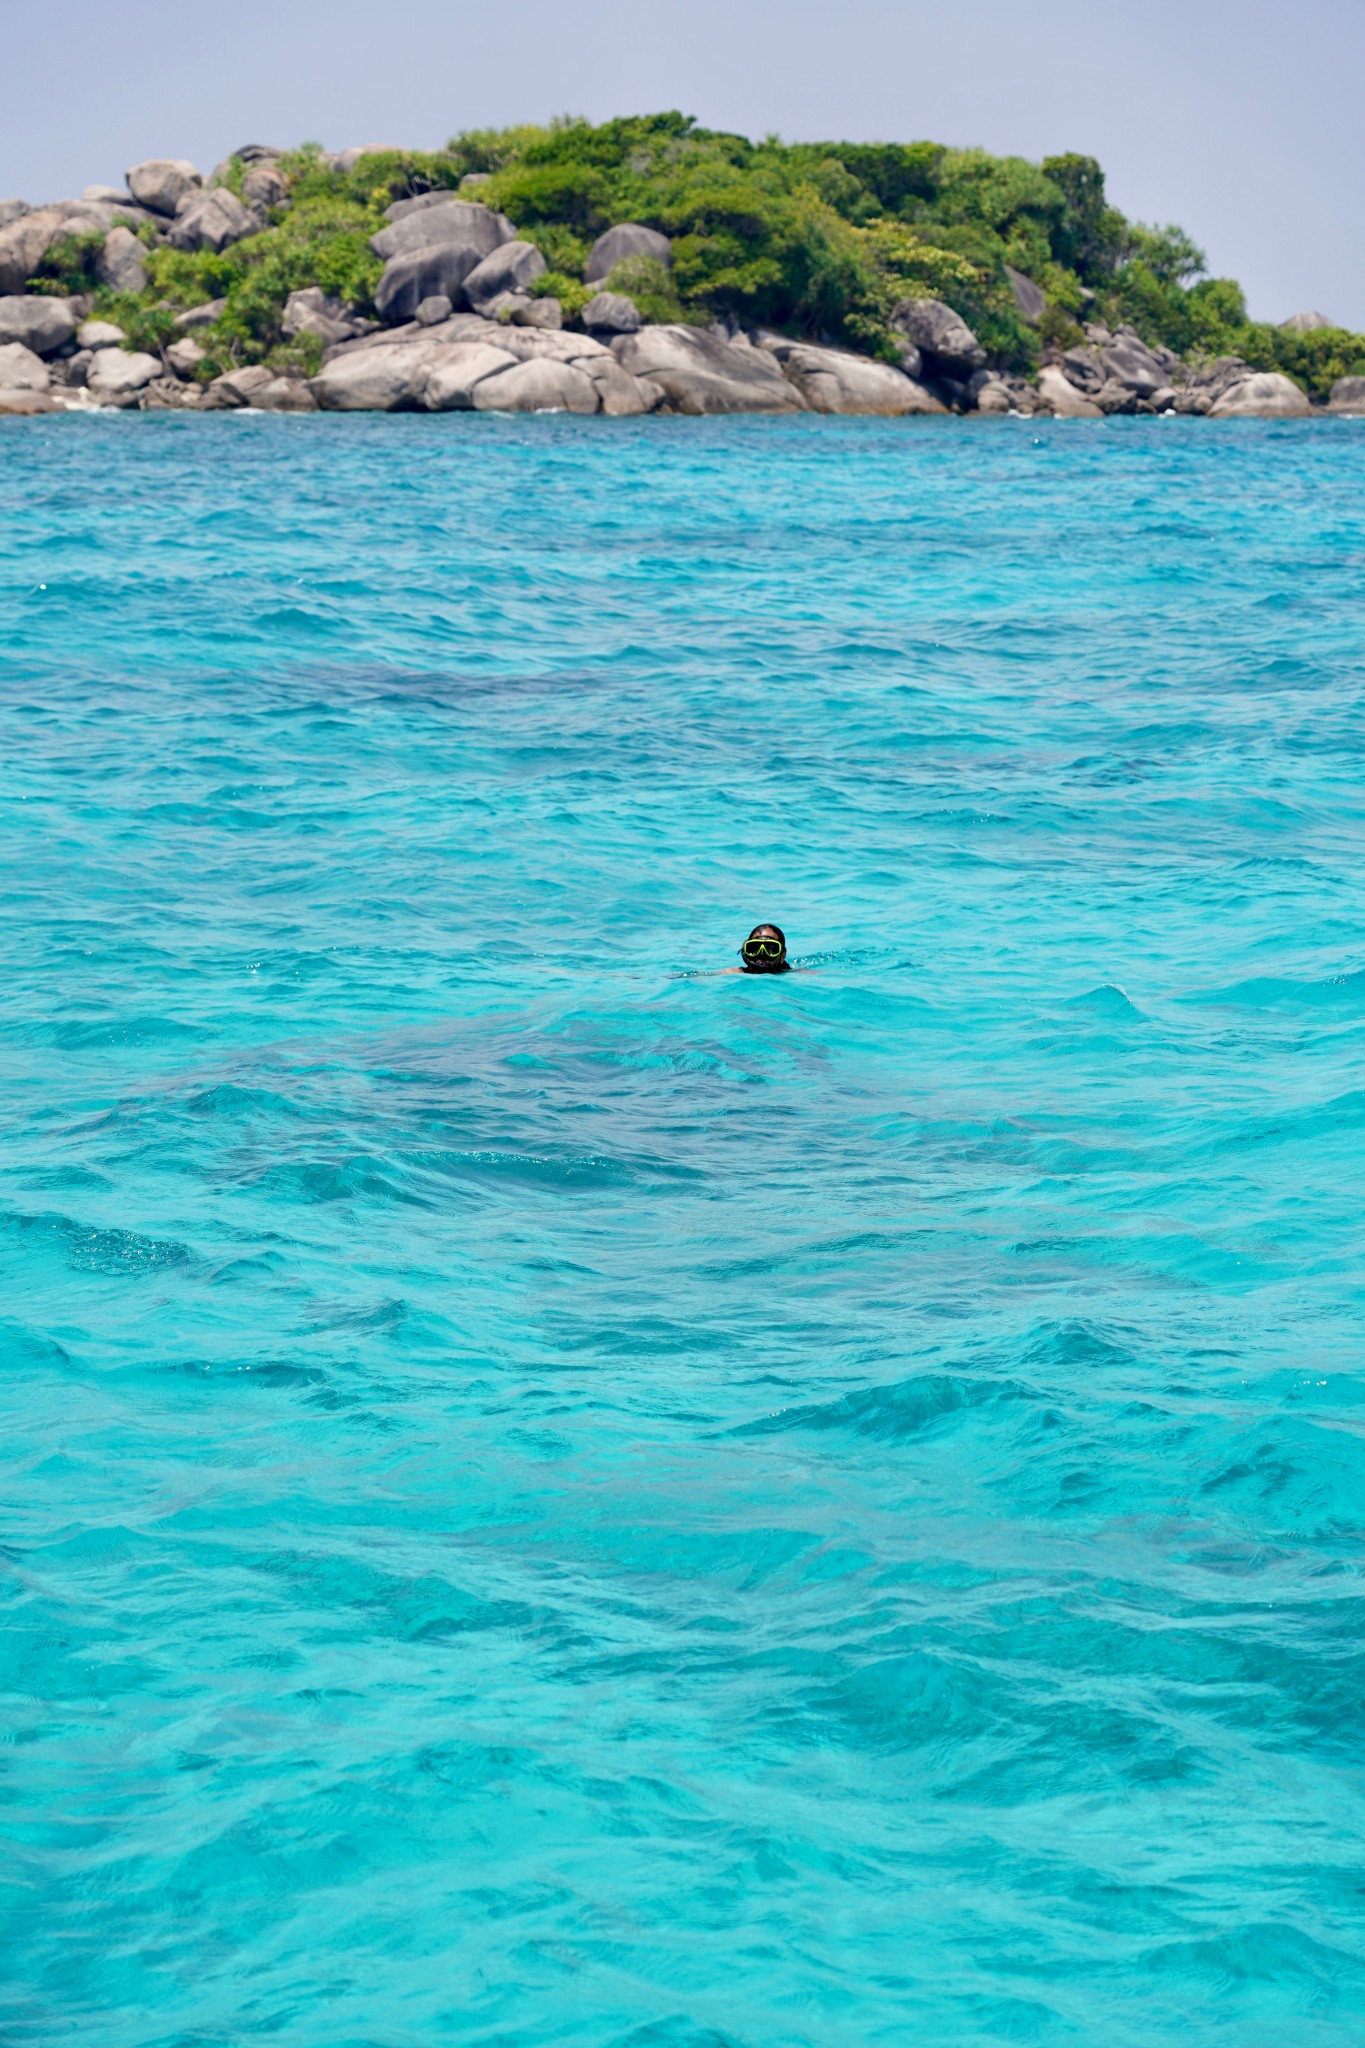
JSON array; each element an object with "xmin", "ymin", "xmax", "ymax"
[{"xmin": 2, "ymin": 410, "xmax": 1364, "ymax": 2046}]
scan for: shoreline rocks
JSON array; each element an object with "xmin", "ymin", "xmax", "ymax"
[{"xmin": 0, "ymin": 146, "xmax": 1353, "ymax": 426}]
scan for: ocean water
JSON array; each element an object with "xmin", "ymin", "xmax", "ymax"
[{"xmin": 2, "ymin": 408, "xmax": 1364, "ymax": 2047}]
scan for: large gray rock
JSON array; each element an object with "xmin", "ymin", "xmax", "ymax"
[
  {"xmin": 759, "ymin": 336, "xmax": 942, "ymax": 415},
  {"xmin": 77, "ymin": 319, "xmax": 126, "ymax": 349},
  {"xmin": 0, "ymin": 200, "xmax": 29, "ymax": 229},
  {"xmin": 166, "ymin": 189, "xmax": 255, "ymax": 254},
  {"xmin": 0, "ymin": 206, "xmax": 64, "ymax": 292},
  {"xmin": 165, "ymin": 335, "xmax": 205, "ymax": 377},
  {"xmin": 250, "ymin": 376, "xmax": 318, "ymax": 412},
  {"xmin": 611, "ymin": 324, "xmax": 805, "ymax": 414},
  {"xmin": 0, "ymin": 295, "xmax": 78, "ymax": 356},
  {"xmin": 1058, "ymin": 345, "xmax": 1103, "ymax": 393},
  {"xmin": 0, "ymin": 341, "xmax": 50, "ymax": 391},
  {"xmin": 281, "ymin": 286, "xmax": 365, "ymax": 345},
  {"xmin": 311, "ymin": 341, "xmax": 435, "ymax": 410},
  {"xmin": 470, "ymin": 356, "xmax": 599, "ymax": 413},
  {"xmin": 891, "ymin": 299, "xmax": 986, "ymax": 374},
  {"xmin": 1171, "ymin": 357, "xmax": 1254, "ymax": 415},
  {"xmin": 1208, "ymin": 371, "xmax": 1311, "ymax": 418},
  {"xmin": 1035, "ymin": 365, "xmax": 1103, "ymax": 418},
  {"xmin": 577, "ymin": 353, "xmax": 658, "ymax": 416},
  {"xmin": 582, "ymin": 291, "xmax": 640, "ymax": 335},
  {"xmin": 463, "ymin": 239, "xmax": 546, "ymax": 313},
  {"xmin": 126, "ymin": 159, "xmax": 201, "ymax": 216},
  {"xmin": 1280, "ymin": 310, "xmax": 1332, "ymax": 334},
  {"xmin": 201, "ymin": 364, "xmax": 276, "ymax": 409},
  {"xmin": 1005, "ymin": 266, "xmax": 1046, "ymax": 322},
  {"xmin": 971, "ymin": 375, "xmax": 1014, "ymax": 415},
  {"xmin": 586, "ymin": 223, "xmax": 671, "ymax": 284},
  {"xmin": 87, "ymin": 348, "xmax": 161, "ymax": 404},
  {"xmin": 174, "ymin": 298, "xmax": 227, "ymax": 330},
  {"xmin": 98, "ymin": 226, "xmax": 148, "ymax": 294},
  {"xmin": 1099, "ymin": 332, "xmax": 1169, "ymax": 398},
  {"xmin": 83, "ymin": 184, "xmax": 131, "ymax": 206},
  {"xmin": 370, "ymin": 201, "xmax": 509, "ymax": 263},
  {"xmin": 510, "ymin": 296, "xmax": 560, "ymax": 329},
  {"xmin": 1328, "ymin": 376, "xmax": 1365, "ymax": 414},
  {"xmin": 424, "ymin": 342, "xmax": 519, "ymax": 408},
  {"xmin": 384, "ymin": 189, "xmax": 469, "ymax": 224},
  {"xmin": 375, "ymin": 243, "xmax": 489, "ymax": 323},
  {"xmin": 421, "ymin": 313, "xmax": 612, "ymax": 368},
  {"xmin": 242, "ymin": 163, "xmax": 287, "ymax": 209}
]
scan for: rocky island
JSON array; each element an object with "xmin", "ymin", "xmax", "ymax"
[{"xmin": 3, "ymin": 115, "xmax": 1364, "ymax": 421}]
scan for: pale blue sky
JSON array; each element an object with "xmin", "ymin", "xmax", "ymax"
[{"xmin": 5, "ymin": 0, "xmax": 1362, "ymax": 327}]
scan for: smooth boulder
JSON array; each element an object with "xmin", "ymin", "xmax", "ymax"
[
  {"xmin": 174, "ymin": 298, "xmax": 226, "ymax": 330},
  {"xmin": 761, "ymin": 337, "xmax": 942, "ymax": 415},
  {"xmin": 0, "ymin": 295, "xmax": 78, "ymax": 356},
  {"xmin": 0, "ymin": 200, "xmax": 29, "ymax": 229},
  {"xmin": 87, "ymin": 349, "xmax": 160, "ymax": 403},
  {"xmin": 242, "ymin": 164, "xmax": 287, "ymax": 210},
  {"xmin": 375, "ymin": 244, "xmax": 489, "ymax": 323},
  {"xmin": 0, "ymin": 341, "xmax": 50, "ymax": 391},
  {"xmin": 165, "ymin": 336, "xmax": 205, "ymax": 376},
  {"xmin": 281, "ymin": 286, "xmax": 365, "ymax": 345},
  {"xmin": 1280, "ymin": 311, "xmax": 1331, "ymax": 334},
  {"xmin": 582, "ymin": 291, "xmax": 640, "ymax": 335},
  {"xmin": 311, "ymin": 342, "xmax": 434, "ymax": 410},
  {"xmin": 470, "ymin": 356, "xmax": 598, "ymax": 414},
  {"xmin": 585, "ymin": 223, "xmax": 671, "ymax": 284},
  {"xmin": 1328, "ymin": 376, "xmax": 1365, "ymax": 414},
  {"xmin": 611, "ymin": 325, "xmax": 805, "ymax": 414},
  {"xmin": 463, "ymin": 240, "xmax": 546, "ymax": 313},
  {"xmin": 166, "ymin": 189, "xmax": 255, "ymax": 254},
  {"xmin": 577, "ymin": 354, "xmax": 657, "ymax": 416},
  {"xmin": 98, "ymin": 226, "xmax": 148, "ymax": 294},
  {"xmin": 77, "ymin": 319, "xmax": 126, "ymax": 349},
  {"xmin": 202, "ymin": 365, "xmax": 277, "ymax": 409},
  {"xmin": 1207, "ymin": 371, "xmax": 1311, "ymax": 418},
  {"xmin": 1036, "ymin": 365, "xmax": 1102, "ymax": 417},
  {"xmin": 1099, "ymin": 332, "xmax": 1170, "ymax": 398},
  {"xmin": 424, "ymin": 342, "xmax": 519, "ymax": 409},
  {"xmin": 370, "ymin": 202, "xmax": 509, "ymax": 263},
  {"xmin": 891, "ymin": 299, "xmax": 986, "ymax": 374},
  {"xmin": 126, "ymin": 159, "xmax": 201, "ymax": 216},
  {"xmin": 250, "ymin": 376, "xmax": 318, "ymax": 412},
  {"xmin": 0, "ymin": 206, "xmax": 66, "ymax": 293},
  {"xmin": 1005, "ymin": 266, "xmax": 1046, "ymax": 322}
]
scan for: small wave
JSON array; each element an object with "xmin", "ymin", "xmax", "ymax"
[
  {"xmin": 1182, "ymin": 965, "xmax": 1365, "ymax": 1014},
  {"xmin": 735, "ymin": 1370, "xmax": 1033, "ymax": 1444}
]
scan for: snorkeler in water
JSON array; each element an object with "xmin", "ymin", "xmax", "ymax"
[{"xmin": 737, "ymin": 924, "xmax": 793, "ymax": 974}]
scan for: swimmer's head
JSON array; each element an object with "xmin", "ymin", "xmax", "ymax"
[{"xmin": 739, "ymin": 923, "xmax": 788, "ymax": 973}]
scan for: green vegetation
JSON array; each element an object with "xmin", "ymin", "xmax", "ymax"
[{"xmin": 67, "ymin": 117, "xmax": 1365, "ymax": 397}]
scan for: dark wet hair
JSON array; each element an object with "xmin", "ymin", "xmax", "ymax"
[{"xmin": 747, "ymin": 924, "xmax": 786, "ymax": 947}]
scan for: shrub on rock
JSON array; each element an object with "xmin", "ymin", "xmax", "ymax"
[{"xmin": 585, "ymin": 223, "xmax": 671, "ymax": 283}]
